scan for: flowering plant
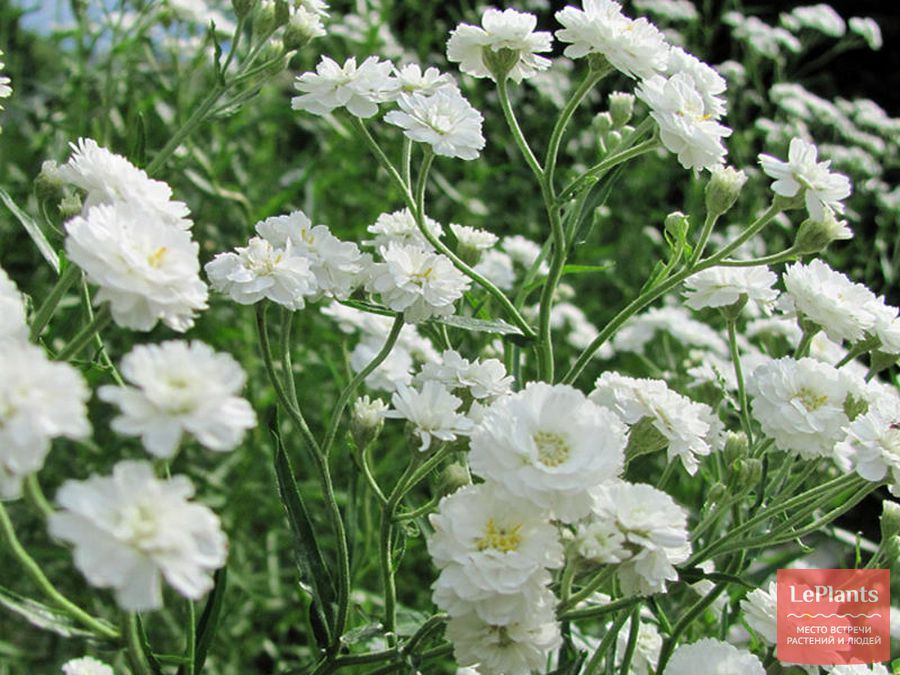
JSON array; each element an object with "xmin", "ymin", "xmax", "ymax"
[{"xmin": 0, "ymin": 0, "xmax": 897, "ymax": 673}]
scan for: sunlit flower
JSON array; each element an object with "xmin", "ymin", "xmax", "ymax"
[
  {"xmin": 61, "ymin": 657, "xmax": 114, "ymax": 675},
  {"xmin": 0, "ymin": 266, "xmax": 27, "ymax": 342},
  {"xmin": 386, "ymin": 381, "xmax": 473, "ymax": 451},
  {"xmin": 683, "ymin": 266, "xmax": 778, "ymax": 311},
  {"xmin": 292, "ymin": 55, "xmax": 395, "ymax": 118},
  {"xmin": 49, "ymin": 460, "xmax": 227, "ymax": 610},
  {"xmin": 385, "ymin": 89, "xmax": 485, "ymax": 160},
  {"xmin": 99, "ymin": 341, "xmax": 256, "ymax": 458},
  {"xmin": 664, "ymin": 638, "xmax": 764, "ymax": 674}
]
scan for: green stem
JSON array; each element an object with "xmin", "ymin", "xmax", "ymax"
[
  {"xmin": 29, "ymin": 264, "xmax": 80, "ymax": 341},
  {"xmin": 558, "ymin": 137, "xmax": 659, "ymax": 202},
  {"xmin": 0, "ymin": 503, "xmax": 119, "ymax": 640},
  {"xmin": 793, "ymin": 327, "xmax": 819, "ymax": 358},
  {"xmin": 185, "ymin": 600, "xmax": 196, "ymax": 675},
  {"xmin": 691, "ymin": 213, "xmax": 720, "ymax": 265},
  {"xmin": 256, "ymin": 303, "xmax": 321, "ymax": 455},
  {"xmin": 124, "ymin": 613, "xmax": 154, "ymax": 675},
  {"xmin": 281, "ymin": 308, "xmax": 299, "ymax": 410},
  {"xmin": 55, "ymin": 305, "xmax": 112, "ymax": 361},
  {"xmin": 321, "ymin": 315, "xmax": 404, "ymax": 458},
  {"xmin": 727, "ymin": 320, "xmax": 754, "ymax": 444},
  {"xmin": 563, "ymin": 203, "xmax": 782, "ymax": 384},
  {"xmin": 559, "ymin": 565, "xmax": 616, "ymax": 611},
  {"xmin": 23, "ymin": 474, "xmax": 53, "ymax": 520},
  {"xmin": 617, "ymin": 605, "xmax": 642, "ymax": 675},
  {"xmin": 560, "ymin": 596, "xmax": 639, "ymax": 622},
  {"xmin": 496, "ymin": 79, "xmax": 544, "ymax": 182},
  {"xmin": 380, "ymin": 461, "xmax": 419, "ymax": 647},
  {"xmin": 583, "ymin": 606, "xmax": 631, "ymax": 674},
  {"xmin": 402, "ymin": 613, "xmax": 448, "ymax": 656},
  {"xmin": 714, "ymin": 246, "xmax": 799, "ymax": 267}
]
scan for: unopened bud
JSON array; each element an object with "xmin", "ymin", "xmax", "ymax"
[
  {"xmin": 58, "ymin": 193, "xmax": 83, "ymax": 220},
  {"xmin": 283, "ymin": 8, "xmax": 325, "ymax": 51},
  {"xmin": 483, "ymin": 47, "xmax": 520, "ymax": 83},
  {"xmin": 592, "ymin": 112, "xmax": 613, "ymax": 136},
  {"xmin": 608, "ymin": 92, "xmax": 634, "ymax": 128},
  {"xmin": 793, "ymin": 211, "xmax": 852, "ymax": 254},
  {"xmin": 730, "ymin": 457, "xmax": 763, "ymax": 491},
  {"xmin": 34, "ymin": 160, "xmax": 64, "ymax": 204},
  {"xmin": 231, "ymin": 0, "xmax": 256, "ymax": 20},
  {"xmin": 625, "ymin": 416, "xmax": 668, "ymax": 459},
  {"xmin": 605, "ymin": 129, "xmax": 623, "ymax": 151},
  {"xmin": 880, "ymin": 502, "xmax": 900, "ymax": 542},
  {"xmin": 706, "ymin": 482, "xmax": 727, "ymax": 504},
  {"xmin": 274, "ymin": 0, "xmax": 290, "ymax": 27},
  {"xmin": 664, "ymin": 211, "xmax": 690, "ymax": 242},
  {"xmin": 705, "ymin": 166, "xmax": 747, "ymax": 218},
  {"xmin": 350, "ymin": 395, "xmax": 387, "ymax": 449},
  {"xmin": 437, "ymin": 464, "xmax": 471, "ymax": 497},
  {"xmin": 253, "ymin": 1, "xmax": 278, "ymax": 37},
  {"xmin": 723, "ymin": 431, "xmax": 749, "ymax": 466}
]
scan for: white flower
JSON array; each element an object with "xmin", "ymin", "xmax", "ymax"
[
  {"xmin": 98, "ymin": 341, "xmax": 256, "ymax": 458},
  {"xmin": 828, "ymin": 665, "xmax": 890, "ymax": 675},
  {"xmin": 447, "ymin": 8, "xmax": 552, "ymax": 83},
  {"xmin": 366, "ymin": 208, "xmax": 443, "ymax": 250},
  {"xmin": 386, "ymin": 381, "xmax": 473, "ymax": 451},
  {"xmin": 555, "ymin": 0, "xmax": 670, "ymax": 80},
  {"xmin": 612, "ymin": 305, "xmax": 729, "ymax": 356},
  {"xmin": 352, "ymin": 395, "xmax": 388, "ymax": 431},
  {"xmin": 747, "ymin": 356, "xmax": 857, "ymax": 459},
  {"xmin": 285, "ymin": 7, "xmax": 326, "ymax": 44},
  {"xmin": 683, "ymin": 266, "xmax": 778, "ymax": 311},
  {"xmin": 616, "ymin": 617, "xmax": 662, "ymax": 675},
  {"xmin": 391, "ymin": 63, "xmax": 456, "ymax": 97},
  {"xmin": 575, "ymin": 518, "xmax": 629, "ymax": 563},
  {"xmin": 291, "ymin": 55, "xmax": 395, "ymax": 118},
  {"xmin": 61, "ymin": 657, "xmax": 114, "ymax": 675},
  {"xmin": 664, "ymin": 638, "xmax": 764, "ymax": 675},
  {"xmin": 416, "ymin": 349, "xmax": 513, "ymax": 401},
  {"xmin": 48, "ymin": 460, "xmax": 226, "ymax": 610},
  {"xmin": 469, "ymin": 382, "xmax": 626, "ymax": 522},
  {"xmin": 385, "ymin": 89, "xmax": 485, "ymax": 160},
  {"xmin": 205, "ymin": 236, "xmax": 317, "ymax": 310},
  {"xmin": 0, "ymin": 50, "xmax": 11, "ymax": 107},
  {"xmin": 590, "ymin": 373, "xmax": 713, "ymax": 474},
  {"xmin": 58, "ymin": 138, "xmax": 191, "ymax": 229},
  {"xmin": 633, "ymin": 0, "xmax": 698, "ymax": 22},
  {"xmin": 784, "ymin": 4, "xmax": 846, "ymax": 37},
  {"xmin": 350, "ymin": 336, "xmax": 416, "ymax": 392},
  {"xmin": 870, "ymin": 299, "xmax": 900, "ymax": 354},
  {"xmin": 0, "ymin": 267, "xmax": 28, "ymax": 342},
  {"xmin": 255, "ymin": 211, "xmax": 367, "ymax": 301},
  {"xmin": 849, "ymin": 17, "xmax": 882, "ymax": 50},
  {"xmin": 666, "ymin": 47, "xmax": 727, "ymax": 119},
  {"xmin": 782, "ymin": 259, "xmax": 878, "ymax": 344},
  {"xmin": 0, "ymin": 343, "xmax": 90, "ymax": 500},
  {"xmin": 434, "ymin": 570, "xmax": 555, "ymax": 627},
  {"xmin": 451, "ymin": 223, "xmax": 498, "ymax": 251},
  {"xmin": 367, "ymin": 242, "xmax": 471, "ymax": 322},
  {"xmin": 837, "ymin": 397, "xmax": 900, "ymax": 495},
  {"xmin": 636, "ymin": 73, "xmax": 731, "ymax": 171},
  {"xmin": 740, "ymin": 580, "xmax": 778, "ymax": 644},
  {"xmin": 474, "ymin": 250, "xmax": 516, "ymax": 291},
  {"xmin": 759, "ymin": 137, "xmax": 852, "ymax": 221},
  {"xmin": 428, "ymin": 483, "xmax": 563, "ymax": 594},
  {"xmin": 589, "ymin": 481, "xmax": 691, "ymax": 595},
  {"xmin": 445, "ymin": 604, "xmax": 561, "ymax": 675},
  {"xmin": 65, "ymin": 203, "xmax": 208, "ymax": 332}
]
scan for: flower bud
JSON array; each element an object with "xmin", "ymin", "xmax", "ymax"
[
  {"xmin": 483, "ymin": 47, "xmax": 520, "ymax": 83},
  {"xmin": 793, "ymin": 211, "xmax": 852, "ymax": 254},
  {"xmin": 705, "ymin": 166, "xmax": 747, "ymax": 218},
  {"xmin": 605, "ymin": 129, "xmax": 623, "ymax": 151},
  {"xmin": 729, "ymin": 457, "xmax": 762, "ymax": 492},
  {"xmin": 880, "ymin": 501, "xmax": 900, "ymax": 542},
  {"xmin": 231, "ymin": 0, "xmax": 257, "ymax": 20},
  {"xmin": 351, "ymin": 395, "xmax": 387, "ymax": 449},
  {"xmin": 274, "ymin": 0, "xmax": 290, "ymax": 27},
  {"xmin": 723, "ymin": 431, "xmax": 749, "ymax": 466},
  {"xmin": 625, "ymin": 416, "xmax": 668, "ymax": 459},
  {"xmin": 34, "ymin": 160, "xmax": 64, "ymax": 204},
  {"xmin": 436, "ymin": 463, "xmax": 471, "ymax": 497},
  {"xmin": 608, "ymin": 92, "xmax": 634, "ymax": 128},
  {"xmin": 283, "ymin": 8, "xmax": 325, "ymax": 51},
  {"xmin": 706, "ymin": 482, "xmax": 727, "ymax": 504},
  {"xmin": 664, "ymin": 211, "xmax": 690, "ymax": 242},
  {"xmin": 58, "ymin": 193, "xmax": 83, "ymax": 220},
  {"xmin": 253, "ymin": 1, "xmax": 278, "ymax": 37},
  {"xmin": 592, "ymin": 112, "xmax": 613, "ymax": 136}
]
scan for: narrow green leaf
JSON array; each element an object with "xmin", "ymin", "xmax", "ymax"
[
  {"xmin": 0, "ymin": 586, "xmax": 96, "ymax": 639},
  {"xmin": 431, "ymin": 314, "xmax": 525, "ymax": 337},
  {"xmin": 135, "ymin": 614, "xmax": 166, "ymax": 675},
  {"xmin": 0, "ymin": 189, "xmax": 60, "ymax": 274},
  {"xmin": 560, "ymin": 263, "xmax": 615, "ymax": 276},
  {"xmin": 177, "ymin": 567, "xmax": 227, "ymax": 675},
  {"xmin": 272, "ymin": 434, "xmax": 336, "ymax": 643}
]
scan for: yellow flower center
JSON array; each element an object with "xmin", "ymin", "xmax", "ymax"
[
  {"xmin": 476, "ymin": 518, "xmax": 523, "ymax": 553},
  {"xmin": 795, "ymin": 387, "xmax": 829, "ymax": 412},
  {"xmin": 533, "ymin": 430, "xmax": 571, "ymax": 467},
  {"xmin": 147, "ymin": 247, "xmax": 168, "ymax": 268}
]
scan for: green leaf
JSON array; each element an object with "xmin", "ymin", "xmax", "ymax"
[
  {"xmin": 272, "ymin": 433, "xmax": 336, "ymax": 644},
  {"xmin": 678, "ymin": 568, "xmax": 753, "ymax": 589},
  {"xmin": 0, "ymin": 586, "xmax": 97, "ymax": 639},
  {"xmin": 340, "ymin": 622, "xmax": 384, "ymax": 646},
  {"xmin": 560, "ymin": 263, "xmax": 615, "ymax": 276},
  {"xmin": 0, "ymin": 189, "xmax": 59, "ymax": 274},
  {"xmin": 135, "ymin": 613, "xmax": 166, "ymax": 675},
  {"xmin": 567, "ymin": 164, "xmax": 624, "ymax": 249},
  {"xmin": 177, "ymin": 567, "xmax": 228, "ymax": 675},
  {"xmin": 431, "ymin": 314, "xmax": 526, "ymax": 338},
  {"xmin": 338, "ymin": 299, "xmax": 396, "ymax": 318}
]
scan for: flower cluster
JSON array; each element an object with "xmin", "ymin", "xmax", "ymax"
[{"xmin": 59, "ymin": 139, "xmax": 208, "ymax": 331}]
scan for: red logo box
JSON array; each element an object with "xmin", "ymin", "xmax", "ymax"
[{"xmin": 777, "ymin": 568, "xmax": 889, "ymax": 665}]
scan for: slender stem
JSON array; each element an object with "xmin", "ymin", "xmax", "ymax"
[
  {"xmin": 715, "ymin": 246, "xmax": 799, "ymax": 267},
  {"xmin": 559, "ymin": 137, "xmax": 659, "ymax": 202},
  {"xmin": 0, "ymin": 503, "xmax": 119, "ymax": 640},
  {"xmin": 691, "ymin": 213, "xmax": 720, "ymax": 265},
  {"xmin": 146, "ymin": 84, "xmax": 225, "ymax": 176},
  {"xmin": 256, "ymin": 303, "xmax": 321, "ymax": 455},
  {"xmin": 617, "ymin": 605, "xmax": 642, "ymax": 675},
  {"xmin": 380, "ymin": 461, "xmax": 420, "ymax": 646},
  {"xmin": 563, "ymin": 203, "xmax": 783, "ymax": 384},
  {"xmin": 560, "ymin": 565, "xmax": 616, "ymax": 611},
  {"xmin": 656, "ymin": 461, "xmax": 677, "ymax": 490},
  {"xmin": 55, "ymin": 305, "xmax": 112, "ymax": 361},
  {"xmin": 24, "ymin": 474, "xmax": 53, "ymax": 520},
  {"xmin": 352, "ymin": 121, "xmax": 535, "ymax": 339},
  {"xmin": 281, "ymin": 308, "xmax": 299, "ymax": 410},
  {"xmin": 583, "ymin": 606, "xmax": 631, "ymax": 674},
  {"xmin": 496, "ymin": 79, "xmax": 544, "ymax": 181},
  {"xmin": 321, "ymin": 315, "xmax": 404, "ymax": 458},
  {"xmin": 793, "ymin": 327, "xmax": 818, "ymax": 358},
  {"xmin": 124, "ymin": 613, "xmax": 153, "ymax": 675},
  {"xmin": 359, "ymin": 442, "xmax": 388, "ymax": 505},
  {"xmin": 560, "ymin": 596, "xmax": 640, "ymax": 622},
  {"xmin": 29, "ymin": 264, "xmax": 80, "ymax": 341},
  {"xmin": 727, "ymin": 320, "xmax": 754, "ymax": 444},
  {"xmin": 401, "ymin": 137, "xmax": 412, "ymax": 189},
  {"xmin": 185, "ymin": 600, "xmax": 196, "ymax": 675}
]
